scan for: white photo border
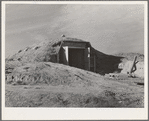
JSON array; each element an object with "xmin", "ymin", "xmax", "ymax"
[{"xmin": 2, "ymin": 1, "xmax": 148, "ymax": 120}]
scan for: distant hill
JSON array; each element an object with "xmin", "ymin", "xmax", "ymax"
[{"xmin": 114, "ymin": 53, "xmax": 144, "ymax": 62}]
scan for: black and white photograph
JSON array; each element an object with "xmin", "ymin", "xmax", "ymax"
[{"xmin": 2, "ymin": 1, "xmax": 148, "ymax": 120}]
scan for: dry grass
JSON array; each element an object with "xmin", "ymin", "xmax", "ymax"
[{"xmin": 6, "ymin": 62, "xmax": 100, "ymax": 87}]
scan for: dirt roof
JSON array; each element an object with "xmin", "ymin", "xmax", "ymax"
[
  {"xmin": 62, "ymin": 37, "xmax": 88, "ymax": 42},
  {"xmin": 6, "ymin": 39, "xmax": 60, "ymax": 63},
  {"xmin": 6, "ymin": 37, "xmax": 91, "ymax": 64}
]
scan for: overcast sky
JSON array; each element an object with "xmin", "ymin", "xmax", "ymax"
[{"xmin": 5, "ymin": 3, "xmax": 144, "ymax": 57}]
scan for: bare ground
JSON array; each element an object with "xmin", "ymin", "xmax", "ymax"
[
  {"xmin": 5, "ymin": 61, "xmax": 144, "ymax": 107},
  {"xmin": 5, "ymin": 70, "xmax": 144, "ymax": 107}
]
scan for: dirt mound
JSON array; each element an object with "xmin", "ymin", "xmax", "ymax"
[
  {"xmin": 115, "ymin": 53, "xmax": 144, "ymax": 78},
  {"xmin": 5, "ymin": 60, "xmax": 144, "ymax": 107},
  {"xmin": 119, "ymin": 61, "xmax": 144, "ymax": 78},
  {"xmin": 5, "ymin": 37, "xmax": 128, "ymax": 75},
  {"xmin": 6, "ymin": 39, "xmax": 61, "ymax": 63},
  {"xmin": 6, "ymin": 37, "xmax": 89, "ymax": 64},
  {"xmin": 6, "ymin": 62, "xmax": 101, "ymax": 87},
  {"xmin": 6, "ymin": 36, "xmax": 144, "ymax": 76}
]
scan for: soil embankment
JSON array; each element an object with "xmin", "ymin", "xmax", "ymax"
[{"xmin": 5, "ymin": 61, "xmax": 144, "ymax": 107}]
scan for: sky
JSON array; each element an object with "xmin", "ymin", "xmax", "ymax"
[{"xmin": 5, "ymin": 3, "xmax": 144, "ymax": 57}]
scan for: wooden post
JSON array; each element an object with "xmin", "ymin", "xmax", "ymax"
[
  {"xmin": 57, "ymin": 53, "xmax": 59, "ymax": 63},
  {"xmin": 64, "ymin": 46, "xmax": 69, "ymax": 65},
  {"xmin": 88, "ymin": 47, "xmax": 90, "ymax": 71},
  {"xmin": 129, "ymin": 56, "xmax": 137, "ymax": 75},
  {"xmin": 94, "ymin": 55, "xmax": 96, "ymax": 72}
]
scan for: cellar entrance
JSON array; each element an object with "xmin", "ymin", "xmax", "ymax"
[{"xmin": 68, "ymin": 48, "xmax": 85, "ymax": 69}]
